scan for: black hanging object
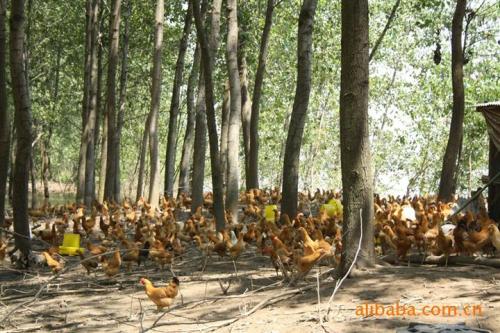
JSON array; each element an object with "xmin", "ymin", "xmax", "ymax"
[{"xmin": 433, "ymin": 42, "xmax": 441, "ymax": 65}]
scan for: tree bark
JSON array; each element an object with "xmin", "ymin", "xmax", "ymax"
[
  {"xmin": 0, "ymin": 0, "xmax": 9, "ymax": 231},
  {"xmin": 191, "ymin": 0, "xmax": 219, "ymax": 213},
  {"xmin": 10, "ymin": 0, "xmax": 33, "ymax": 257},
  {"xmin": 103, "ymin": 0, "xmax": 121, "ymax": 203},
  {"xmin": 438, "ymin": 0, "xmax": 466, "ymax": 203},
  {"xmin": 83, "ymin": 0, "xmax": 100, "ymax": 208},
  {"xmin": 239, "ymin": 47, "xmax": 252, "ymax": 190},
  {"xmin": 164, "ymin": 0, "xmax": 193, "ymax": 198},
  {"xmin": 77, "ymin": 0, "xmax": 94, "ymax": 203},
  {"xmin": 249, "ymin": 0, "xmax": 275, "ymax": 190},
  {"xmin": 368, "ymin": 0, "xmax": 400, "ymax": 62},
  {"xmin": 281, "ymin": 0, "xmax": 318, "ymax": 219},
  {"xmin": 338, "ymin": 0, "xmax": 375, "ymax": 275},
  {"xmin": 177, "ymin": 43, "xmax": 201, "ymax": 197},
  {"xmin": 148, "ymin": 0, "xmax": 164, "ymax": 209},
  {"xmin": 225, "ymin": 0, "xmax": 241, "ymax": 223},
  {"xmin": 220, "ymin": 79, "xmax": 230, "ymax": 193},
  {"xmin": 98, "ymin": 42, "xmax": 107, "ymax": 203},
  {"xmin": 114, "ymin": 0, "xmax": 130, "ymax": 202},
  {"xmin": 192, "ymin": 0, "xmax": 225, "ymax": 231},
  {"xmin": 40, "ymin": 129, "xmax": 51, "ymax": 199}
]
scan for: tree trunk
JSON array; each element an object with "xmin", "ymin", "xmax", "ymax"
[
  {"xmin": 191, "ymin": 70, "xmax": 207, "ymax": 212},
  {"xmin": 191, "ymin": 0, "xmax": 219, "ymax": 213},
  {"xmin": 97, "ymin": 42, "xmax": 107, "ymax": 203},
  {"xmin": 148, "ymin": 0, "xmax": 164, "ymax": 209},
  {"xmin": 192, "ymin": 0, "xmax": 225, "ymax": 231},
  {"xmin": 40, "ymin": 129, "xmax": 52, "ymax": 199},
  {"xmin": 338, "ymin": 0, "xmax": 375, "ymax": 275},
  {"xmin": 281, "ymin": 0, "xmax": 318, "ymax": 219},
  {"xmin": 249, "ymin": 0, "xmax": 275, "ymax": 190},
  {"xmin": 83, "ymin": 0, "xmax": 100, "ymax": 208},
  {"xmin": 164, "ymin": 0, "xmax": 193, "ymax": 198},
  {"xmin": 239, "ymin": 48, "xmax": 252, "ymax": 190},
  {"xmin": 225, "ymin": 0, "xmax": 241, "ymax": 223},
  {"xmin": 0, "ymin": 0, "xmax": 9, "ymax": 231},
  {"xmin": 10, "ymin": 0, "xmax": 33, "ymax": 257},
  {"xmin": 77, "ymin": 0, "xmax": 94, "ymax": 203},
  {"xmin": 136, "ymin": 113, "xmax": 151, "ymax": 202},
  {"xmin": 103, "ymin": 0, "xmax": 121, "ymax": 203},
  {"xmin": 114, "ymin": 0, "xmax": 130, "ymax": 202},
  {"xmin": 177, "ymin": 43, "xmax": 201, "ymax": 197},
  {"xmin": 220, "ymin": 79, "xmax": 230, "ymax": 192},
  {"xmin": 438, "ymin": 0, "xmax": 466, "ymax": 203}
]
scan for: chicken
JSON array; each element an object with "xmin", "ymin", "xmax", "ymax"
[
  {"xmin": 87, "ymin": 241, "xmax": 108, "ymax": 256},
  {"xmin": 121, "ymin": 239, "xmax": 140, "ymax": 271},
  {"xmin": 101, "ymin": 250, "xmax": 121, "ymax": 277},
  {"xmin": 82, "ymin": 208, "xmax": 97, "ymax": 236},
  {"xmin": 435, "ymin": 226, "xmax": 454, "ymax": 266},
  {"xmin": 229, "ymin": 232, "xmax": 246, "ymax": 261},
  {"xmin": 78, "ymin": 250, "xmax": 98, "ymax": 275},
  {"xmin": 0, "ymin": 239, "xmax": 7, "ymax": 261},
  {"xmin": 298, "ymin": 227, "xmax": 319, "ymax": 255},
  {"xmin": 295, "ymin": 248, "xmax": 327, "ymax": 275},
  {"xmin": 140, "ymin": 277, "xmax": 180, "ymax": 311},
  {"xmin": 42, "ymin": 251, "xmax": 63, "ymax": 273},
  {"xmin": 149, "ymin": 240, "xmax": 173, "ymax": 269},
  {"xmin": 487, "ymin": 224, "xmax": 500, "ymax": 252}
]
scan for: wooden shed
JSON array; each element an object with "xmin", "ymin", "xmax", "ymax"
[{"xmin": 476, "ymin": 101, "xmax": 500, "ymax": 222}]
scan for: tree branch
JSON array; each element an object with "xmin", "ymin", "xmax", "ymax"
[{"xmin": 369, "ymin": 0, "xmax": 401, "ymax": 62}]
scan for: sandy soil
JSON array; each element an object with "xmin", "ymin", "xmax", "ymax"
[{"xmin": 1, "ymin": 245, "xmax": 499, "ymax": 333}]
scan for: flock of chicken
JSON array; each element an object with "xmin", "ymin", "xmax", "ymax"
[{"xmin": 1, "ymin": 188, "xmax": 500, "ymax": 310}]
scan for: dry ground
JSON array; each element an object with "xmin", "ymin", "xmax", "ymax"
[{"xmin": 1, "ymin": 246, "xmax": 499, "ymax": 333}]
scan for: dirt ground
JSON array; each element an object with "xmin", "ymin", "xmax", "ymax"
[{"xmin": 1, "ymin": 245, "xmax": 499, "ymax": 333}]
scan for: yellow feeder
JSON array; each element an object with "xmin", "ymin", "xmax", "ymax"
[
  {"xmin": 321, "ymin": 199, "xmax": 343, "ymax": 218},
  {"xmin": 59, "ymin": 233, "xmax": 85, "ymax": 256},
  {"xmin": 264, "ymin": 205, "xmax": 278, "ymax": 222}
]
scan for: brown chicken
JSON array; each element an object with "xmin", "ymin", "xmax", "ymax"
[
  {"xmin": 435, "ymin": 226, "xmax": 453, "ymax": 266},
  {"xmin": 78, "ymin": 249, "xmax": 98, "ymax": 275},
  {"xmin": 149, "ymin": 240, "xmax": 173, "ymax": 269},
  {"xmin": 87, "ymin": 241, "xmax": 108, "ymax": 256},
  {"xmin": 141, "ymin": 277, "xmax": 180, "ymax": 311},
  {"xmin": 295, "ymin": 248, "xmax": 327, "ymax": 275},
  {"xmin": 229, "ymin": 232, "xmax": 246, "ymax": 261},
  {"xmin": 82, "ymin": 208, "xmax": 98, "ymax": 237},
  {"xmin": 0, "ymin": 239, "xmax": 7, "ymax": 261},
  {"xmin": 42, "ymin": 251, "xmax": 63, "ymax": 273},
  {"xmin": 101, "ymin": 250, "xmax": 122, "ymax": 277}
]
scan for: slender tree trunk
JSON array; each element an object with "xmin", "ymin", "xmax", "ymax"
[
  {"xmin": 338, "ymin": 0, "xmax": 375, "ymax": 275},
  {"xmin": 191, "ymin": 70, "xmax": 207, "ymax": 212},
  {"xmin": 191, "ymin": 0, "xmax": 219, "ymax": 212},
  {"xmin": 177, "ymin": 43, "xmax": 201, "ymax": 197},
  {"xmin": 10, "ymin": 0, "xmax": 33, "ymax": 257},
  {"xmin": 239, "ymin": 48, "xmax": 252, "ymax": 190},
  {"xmin": 281, "ymin": 0, "xmax": 317, "ymax": 219},
  {"xmin": 83, "ymin": 0, "xmax": 100, "ymax": 208},
  {"xmin": 164, "ymin": 1, "xmax": 193, "ymax": 198},
  {"xmin": 192, "ymin": 0, "xmax": 225, "ymax": 231},
  {"xmin": 77, "ymin": 0, "xmax": 94, "ymax": 203},
  {"xmin": 114, "ymin": 0, "xmax": 130, "ymax": 202},
  {"xmin": 249, "ymin": 0, "xmax": 275, "ymax": 190},
  {"xmin": 103, "ymin": 0, "xmax": 121, "ymax": 203},
  {"xmin": 225, "ymin": 0, "xmax": 241, "ymax": 223},
  {"xmin": 220, "ymin": 79, "xmax": 230, "ymax": 192},
  {"xmin": 136, "ymin": 113, "xmax": 151, "ymax": 202},
  {"xmin": 98, "ymin": 42, "xmax": 107, "ymax": 203},
  {"xmin": 438, "ymin": 0, "xmax": 466, "ymax": 202},
  {"xmin": 0, "ymin": 0, "xmax": 9, "ymax": 231},
  {"xmin": 148, "ymin": 0, "xmax": 164, "ymax": 209},
  {"xmin": 40, "ymin": 130, "xmax": 51, "ymax": 199}
]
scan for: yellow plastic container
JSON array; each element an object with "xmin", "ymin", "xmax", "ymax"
[
  {"xmin": 59, "ymin": 233, "xmax": 85, "ymax": 256},
  {"xmin": 321, "ymin": 199, "xmax": 343, "ymax": 218},
  {"xmin": 264, "ymin": 205, "xmax": 278, "ymax": 222}
]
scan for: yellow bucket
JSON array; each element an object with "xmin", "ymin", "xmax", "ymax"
[
  {"xmin": 59, "ymin": 233, "xmax": 85, "ymax": 256},
  {"xmin": 321, "ymin": 199, "xmax": 343, "ymax": 218},
  {"xmin": 264, "ymin": 205, "xmax": 278, "ymax": 222}
]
